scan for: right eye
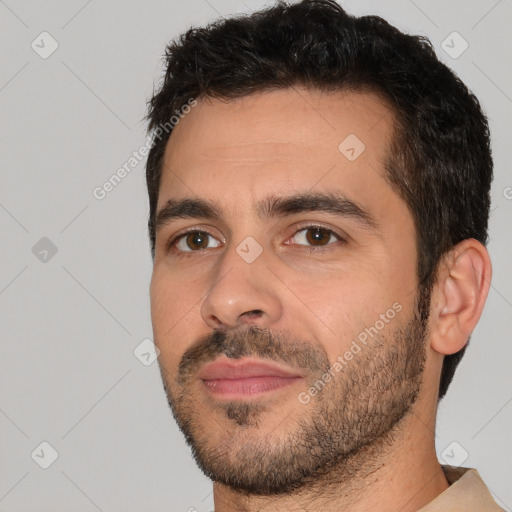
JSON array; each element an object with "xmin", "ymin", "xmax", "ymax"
[{"xmin": 168, "ymin": 230, "xmax": 222, "ymax": 253}]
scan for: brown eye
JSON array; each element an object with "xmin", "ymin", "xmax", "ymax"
[
  {"xmin": 170, "ymin": 231, "xmax": 221, "ymax": 252},
  {"xmin": 289, "ymin": 226, "xmax": 340, "ymax": 247},
  {"xmin": 185, "ymin": 232, "xmax": 209, "ymax": 250},
  {"xmin": 305, "ymin": 227, "xmax": 333, "ymax": 246}
]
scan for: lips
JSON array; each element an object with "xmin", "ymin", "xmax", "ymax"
[
  {"xmin": 198, "ymin": 357, "xmax": 303, "ymax": 397},
  {"xmin": 198, "ymin": 357, "xmax": 302, "ymax": 380}
]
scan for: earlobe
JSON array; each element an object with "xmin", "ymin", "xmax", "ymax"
[{"xmin": 429, "ymin": 239, "xmax": 492, "ymax": 356}]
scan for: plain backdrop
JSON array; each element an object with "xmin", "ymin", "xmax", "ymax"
[{"xmin": 1, "ymin": 1, "xmax": 511, "ymax": 511}]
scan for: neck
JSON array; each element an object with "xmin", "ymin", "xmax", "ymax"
[{"xmin": 212, "ymin": 404, "xmax": 449, "ymax": 512}]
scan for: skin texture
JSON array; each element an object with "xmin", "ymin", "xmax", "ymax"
[{"xmin": 149, "ymin": 87, "xmax": 491, "ymax": 511}]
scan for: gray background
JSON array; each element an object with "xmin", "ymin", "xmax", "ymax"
[{"xmin": 1, "ymin": 0, "xmax": 511, "ymax": 510}]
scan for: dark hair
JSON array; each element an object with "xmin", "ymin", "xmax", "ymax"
[{"xmin": 145, "ymin": 0, "xmax": 493, "ymax": 400}]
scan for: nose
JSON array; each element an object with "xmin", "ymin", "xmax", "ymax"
[{"xmin": 200, "ymin": 242, "xmax": 283, "ymax": 330}]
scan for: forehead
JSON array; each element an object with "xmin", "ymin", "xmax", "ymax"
[{"xmin": 158, "ymin": 87, "xmax": 395, "ymax": 212}]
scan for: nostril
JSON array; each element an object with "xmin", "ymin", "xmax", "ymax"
[{"xmin": 242, "ymin": 310, "xmax": 263, "ymax": 319}]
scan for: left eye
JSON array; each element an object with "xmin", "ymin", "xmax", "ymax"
[{"xmin": 288, "ymin": 226, "xmax": 341, "ymax": 247}]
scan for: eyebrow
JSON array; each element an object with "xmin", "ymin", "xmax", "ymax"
[{"xmin": 154, "ymin": 192, "xmax": 378, "ymax": 233}]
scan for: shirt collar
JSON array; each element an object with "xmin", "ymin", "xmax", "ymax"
[{"xmin": 416, "ymin": 465, "xmax": 504, "ymax": 511}]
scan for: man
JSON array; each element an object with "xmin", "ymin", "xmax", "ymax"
[{"xmin": 145, "ymin": 1, "xmax": 502, "ymax": 510}]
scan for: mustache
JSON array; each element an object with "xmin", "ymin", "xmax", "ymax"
[{"xmin": 177, "ymin": 325, "xmax": 329, "ymax": 386}]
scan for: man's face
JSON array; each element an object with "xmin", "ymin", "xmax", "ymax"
[{"xmin": 150, "ymin": 88, "xmax": 427, "ymax": 493}]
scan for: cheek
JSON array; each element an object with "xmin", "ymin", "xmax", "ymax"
[
  {"xmin": 289, "ymin": 273, "xmax": 377, "ymax": 360},
  {"xmin": 298, "ymin": 264, "xmax": 413, "ymax": 362},
  {"xmin": 150, "ymin": 265, "xmax": 202, "ymax": 362}
]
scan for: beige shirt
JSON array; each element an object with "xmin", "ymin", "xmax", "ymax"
[{"xmin": 417, "ymin": 466, "xmax": 505, "ymax": 511}]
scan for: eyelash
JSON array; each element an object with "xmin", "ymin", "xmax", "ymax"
[{"xmin": 165, "ymin": 224, "xmax": 345, "ymax": 254}]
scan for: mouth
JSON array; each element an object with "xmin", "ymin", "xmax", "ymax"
[{"xmin": 197, "ymin": 356, "xmax": 303, "ymax": 399}]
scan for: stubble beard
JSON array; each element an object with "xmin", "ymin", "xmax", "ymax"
[{"xmin": 159, "ymin": 306, "xmax": 428, "ymax": 496}]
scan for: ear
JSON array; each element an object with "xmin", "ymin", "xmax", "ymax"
[{"xmin": 429, "ymin": 239, "xmax": 492, "ymax": 355}]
